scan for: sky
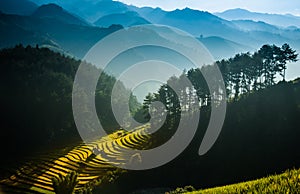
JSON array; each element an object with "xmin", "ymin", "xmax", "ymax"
[{"xmin": 116, "ymin": 0, "xmax": 300, "ymax": 15}]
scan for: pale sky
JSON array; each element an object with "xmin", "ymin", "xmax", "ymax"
[{"xmin": 116, "ymin": 0, "xmax": 300, "ymax": 15}]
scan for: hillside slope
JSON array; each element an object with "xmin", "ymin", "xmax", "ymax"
[
  {"xmin": 32, "ymin": 3, "xmax": 89, "ymax": 26},
  {"xmin": 94, "ymin": 11, "xmax": 150, "ymax": 27},
  {"xmin": 0, "ymin": 0, "xmax": 37, "ymax": 15},
  {"xmin": 109, "ymin": 78, "xmax": 300, "ymax": 193},
  {"xmin": 169, "ymin": 168, "xmax": 300, "ymax": 193},
  {"xmin": 0, "ymin": 12, "xmax": 122, "ymax": 58}
]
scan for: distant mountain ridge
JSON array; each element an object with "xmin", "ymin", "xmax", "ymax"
[
  {"xmin": 0, "ymin": 0, "xmax": 37, "ymax": 15},
  {"xmin": 32, "ymin": 0, "xmax": 130, "ymax": 22},
  {"xmin": 198, "ymin": 36, "xmax": 253, "ymax": 60},
  {"xmin": 32, "ymin": 3, "xmax": 90, "ymax": 26},
  {"xmin": 0, "ymin": 11, "xmax": 122, "ymax": 58},
  {"xmin": 132, "ymin": 6, "xmax": 300, "ymax": 51},
  {"xmin": 2, "ymin": 0, "xmax": 300, "ymax": 63},
  {"xmin": 94, "ymin": 11, "xmax": 150, "ymax": 27},
  {"xmin": 216, "ymin": 8, "xmax": 300, "ymax": 28}
]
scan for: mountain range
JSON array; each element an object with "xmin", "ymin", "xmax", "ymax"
[
  {"xmin": 215, "ymin": 8, "xmax": 300, "ymax": 28},
  {"xmin": 1, "ymin": 0, "xmax": 300, "ymax": 61},
  {"xmin": 0, "ymin": 2, "xmax": 122, "ymax": 58}
]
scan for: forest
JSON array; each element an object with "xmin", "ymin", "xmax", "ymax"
[
  {"xmin": 0, "ymin": 45, "xmax": 140, "ymax": 168},
  {"xmin": 112, "ymin": 43, "xmax": 300, "ymax": 193},
  {"xmin": 0, "ymin": 43, "xmax": 300, "ymax": 193}
]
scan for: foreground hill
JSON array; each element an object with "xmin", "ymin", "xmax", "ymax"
[
  {"xmin": 109, "ymin": 78, "xmax": 300, "ymax": 193},
  {"xmin": 0, "ymin": 126, "xmax": 152, "ymax": 194},
  {"xmin": 169, "ymin": 168, "xmax": 300, "ymax": 193},
  {"xmin": 0, "ymin": 45, "xmax": 139, "ymax": 167}
]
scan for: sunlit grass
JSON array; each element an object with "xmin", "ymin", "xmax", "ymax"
[
  {"xmin": 0, "ymin": 125, "xmax": 151, "ymax": 193},
  {"xmin": 180, "ymin": 168, "xmax": 300, "ymax": 194}
]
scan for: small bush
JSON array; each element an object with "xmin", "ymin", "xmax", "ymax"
[{"xmin": 52, "ymin": 171, "xmax": 79, "ymax": 194}]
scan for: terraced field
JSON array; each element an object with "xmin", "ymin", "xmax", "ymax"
[{"xmin": 0, "ymin": 124, "xmax": 152, "ymax": 194}]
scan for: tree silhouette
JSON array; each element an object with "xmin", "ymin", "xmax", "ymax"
[{"xmin": 277, "ymin": 43, "xmax": 298, "ymax": 81}]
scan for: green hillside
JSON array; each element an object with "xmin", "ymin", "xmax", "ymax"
[
  {"xmin": 0, "ymin": 125, "xmax": 152, "ymax": 193},
  {"xmin": 1, "ymin": 45, "xmax": 300, "ymax": 193},
  {"xmin": 169, "ymin": 168, "xmax": 300, "ymax": 193}
]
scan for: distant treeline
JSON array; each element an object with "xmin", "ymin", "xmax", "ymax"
[
  {"xmin": 139, "ymin": 44, "xmax": 298, "ymax": 117},
  {"xmin": 136, "ymin": 44, "xmax": 298, "ymax": 136},
  {"xmin": 217, "ymin": 43, "xmax": 297, "ymax": 99}
]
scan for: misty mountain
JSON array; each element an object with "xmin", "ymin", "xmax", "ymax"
[
  {"xmin": 3, "ymin": 0, "xmax": 300, "ymax": 61},
  {"xmin": 130, "ymin": 6, "xmax": 167, "ymax": 22},
  {"xmin": 94, "ymin": 11, "xmax": 150, "ymax": 27},
  {"xmin": 198, "ymin": 36, "xmax": 253, "ymax": 60},
  {"xmin": 232, "ymin": 20, "xmax": 280, "ymax": 33},
  {"xmin": 231, "ymin": 20, "xmax": 300, "ymax": 43},
  {"xmin": 0, "ymin": 12, "xmax": 122, "ymax": 58},
  {"xmin": 32, "ymin": 3, "xmax": 89, "ymax": 26},
  {"xmin": 135, "ymin": 7, "xmax": 300, "ymax": 52},
  {"xmin": 137, "ymin": 7, "xmax": 235, "ymax": 35},
  {"xmin": 0, "ymin": 0, "xmax": 37, "ymax": 15},
  {"xmin": 134, "ymin": 7, "xmax": 267, "ymax": 48},
  {"xmin": 30, "ymin": 0, "xmax": 300, "ymax": 51},
  {"xmin": 32, "ymin": 0, "xmax": 129, "ymax": 22},
  {"xmin": 216, "ymin": 8, "xmax": 300, "ymax": 28}
]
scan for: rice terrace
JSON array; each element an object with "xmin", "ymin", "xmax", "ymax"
[{"xmin": 0, "ymin": 125, "xmax": 152, "ymax": 193}]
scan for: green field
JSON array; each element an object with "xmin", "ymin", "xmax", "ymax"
[
  {"xmin": 0, "ymin": 125, "xmax": 151, "ymax": 193},
  {"xmin": 169, "ymin": 168, "xmax": 300, "ymax": 194}
]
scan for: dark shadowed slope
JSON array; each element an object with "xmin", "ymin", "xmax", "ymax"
[
  {"xmin": 0, "ymin": 12, "xmax": 122, "ymax": 58},
  {"xmin": 0, "ymin": 0, "xmax": 37, "ymax": 15},
  {"xmin": 32, "ymin": 3, "xmax": 90, "ymax": 26}
]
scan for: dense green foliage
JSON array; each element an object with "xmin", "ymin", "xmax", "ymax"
[
  {"xmin": 134, "ymin": 44, "xmax": 298, "ymax": 145},
  {"xmin": 114, "ymin": 45, "xmax": 300, "ymax": 193},
  {"xmin": 217, "ymin": 43, "xmax": 298, "ymax": 99},
  {"xmin": 0, "ymin": 43, "xmax": 299, "ymax": 193},
  {"xmin": 114, "ymin": 78, "xmax": 300, "ymax": 193},
  {"xmin": 137, "ymin": 44, "xmax": 298, "ymax": 122},
  {"xmin": 0, "ymin": 45, "xmax": 140, "ymax": 167}
]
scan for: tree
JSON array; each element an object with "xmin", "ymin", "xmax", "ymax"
[{"xmin": 277, "ymin": 43, "xmax": 298, "ymax": 81}]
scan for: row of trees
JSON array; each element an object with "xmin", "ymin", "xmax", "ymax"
[
  {"xmin": 120, "ymin": 44, "xmax": 300, "ymax": 193},
  {"xmin": 217, "ymin": 43, "xmax": 298, "ymax": 99},
  {"xmin": 137, "ymin": 44, "xmax": 298, "ymax": 124},
  {"xmin": 123, "ymin": 44, "xmax": 300, "ymax": 194}
]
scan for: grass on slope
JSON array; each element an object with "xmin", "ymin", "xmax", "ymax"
[
  {"xmin": 169, "ymin": 168, "xmax": 300, "ymax": 194},
  {"xmin": 0, "ymin": 124, "xmax": 152, "ymax": 194}
]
